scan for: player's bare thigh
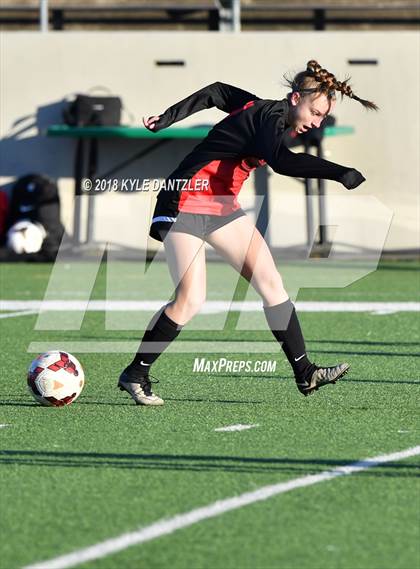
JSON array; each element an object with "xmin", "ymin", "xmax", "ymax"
[
  {"xmin": 205, "ymin": 214, "xmax": 289, "ymax": 306},
  {"xmin": 161, "ymin": 230, "xmax": 207, "ymax": 324}
]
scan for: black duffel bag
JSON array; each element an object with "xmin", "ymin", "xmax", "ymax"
[
  {"xmin": 63, "ymin": 94, "xmax": 122, "ymax": 127},
  {"xmin": 6, "ymin": 173, "xmax": 65, "ymax": 261}
]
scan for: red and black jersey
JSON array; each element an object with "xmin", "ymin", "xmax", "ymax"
[
  {"xmin": 149, "ymin": 82, "xmax": 365, "ymax": 240},
  {"xmin": 178, "ymin": 155, "xmax": 266, "ymax": 216}
]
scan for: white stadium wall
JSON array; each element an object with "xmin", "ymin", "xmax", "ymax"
[{"xmin": 0, "ymin": 31, "xmax": 419, "ymax": 253}]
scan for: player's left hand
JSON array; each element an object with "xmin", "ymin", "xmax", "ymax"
[{"xmin": 341, "ymin": 169, "xmax": 366, "ymax": 190}]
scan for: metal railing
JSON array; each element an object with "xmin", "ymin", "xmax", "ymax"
[{"xmin": 0, "ymin": 2, "xmax": 419, "ymax": 31}]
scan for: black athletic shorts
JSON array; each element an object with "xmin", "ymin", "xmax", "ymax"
[{"xmin": 150, "ymin": 208, "xmax": 246, "ymax": 242}]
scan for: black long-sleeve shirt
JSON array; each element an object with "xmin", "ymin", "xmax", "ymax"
[{"xmin": 151, "ymin": 82, "xmax": 364, "ymax": 217}]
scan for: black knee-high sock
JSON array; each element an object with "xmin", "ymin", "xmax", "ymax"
[
  {"xmin": 124, "ymin": 306, "xmax": 183, "ymax": 378},
  {"xmin": 263, "ymin": 299, "xmax": 316, "ymax": 381}
]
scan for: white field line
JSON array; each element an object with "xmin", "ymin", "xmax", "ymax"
[
  {"xmin": 214, "ymin": 424, "xmax": 259, "ymax": 432},
  {"xmin": 1, "ymin": 300, "xmax": 419, "ymax": 313},
  {"xmin": 0, "ymin": 424, "xmax": 11, "ymax": 428},
  {"xmin": 23, "ymin": 445, "xmax": 420, "ymax": 569},
  {"xmin": 0, "ymin": 310, "xmax": 38, "ymax": 319}
]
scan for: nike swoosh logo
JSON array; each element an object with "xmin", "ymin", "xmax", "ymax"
[
  {"xmin": 294, "ymin": 354, "xmax": 306, "ymax": 362},
  {"xmin": 140, "ymin": 361, "xmax": 151, "ymax": 366}
]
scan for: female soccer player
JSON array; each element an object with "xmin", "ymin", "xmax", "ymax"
[{"xmin": 118, "ymin": 60, "xmax": 378, "ymax": 405}]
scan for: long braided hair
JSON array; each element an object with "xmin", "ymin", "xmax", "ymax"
[{"xmin": 284, "ymin": 60, "xmax": 379, "ymax": 111}]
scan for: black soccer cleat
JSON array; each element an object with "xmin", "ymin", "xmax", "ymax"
[
  {"xmin": 118, "ymin": 370, "xmax": 164, "ymax": 406},
  {"xmin": 296, "ymin": 363, "xmax": 350, "ymax": 396}
]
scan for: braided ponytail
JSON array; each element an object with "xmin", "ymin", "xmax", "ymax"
[
  {"xmin": 333, "ymin": 76, "xmax": 379, "ymax": 111},
  {"xmin": 284, "ymin": 60, "xmax": 379, "ymax": 111}
]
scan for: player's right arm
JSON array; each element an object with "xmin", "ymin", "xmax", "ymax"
[{"xmin": 143, "ymin": 82, "xmax": 261, "ymax": 132}]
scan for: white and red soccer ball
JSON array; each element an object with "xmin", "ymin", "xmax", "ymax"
[{"xmin": 27, "ymin": 351, "xmax": 85, "ymax": 406}]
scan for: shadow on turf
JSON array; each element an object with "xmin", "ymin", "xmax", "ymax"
[
  {"xmin": 74, "ymin": 397, "xmax": 264, "ymax": 405},
  {"xmin": 0, "ymin": 449, "xmax": 418, "ymax": 477},
  {"xmin": 307, "ymin": 349, "xmax": 419, "ymax": 358},
  {"xmin": 0, "ymin": 395, "xmax": 39, "ymax": 407},
  {"xmin": 344, "ymin": 378, "xmax": 420, "ymax": 385},
  {"xmin": 204, "ymin": 375, "xmax": 420, "ymax": 386},
  {"xmin": 308, "ymin": 339, "xmax": 420, "ymax": 347},
  {"xmin": 163, "ymin": 397, "xmax": 264, "ymax": 404},
  {"xmin": 0, "ymin": 395, "xmax": 265, "ymax": 406},
  {"xmin": 375, "ymin": 263, "xmax": 420, "ymax": 272},
  {"xmin": 2, "ymin": 372, "xmax": 419, "ymax": 409}
]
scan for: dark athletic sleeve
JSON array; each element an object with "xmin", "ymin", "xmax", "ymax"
[
  {"xmin": 257, "ymin": 111, "xmax": 366, "ymax": 190},
  {"xmin": 272, "ymin": 146, "xmax": 365, "ymax": 189},
  {"xmin": 152, "ymin": 82, "xmax": 261, "ymax": 132}
]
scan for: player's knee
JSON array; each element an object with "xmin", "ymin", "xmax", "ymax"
[
  {"xmin": 184, "ymin": 295, "xmax": 206, "ymax": 317},
  {"xmin": 173, "ymin": 294, "xmax": 206, "ymax": 321},
  {"xmin": 256, "ymin": 273, "xmax": 287, "ymax": 304}
]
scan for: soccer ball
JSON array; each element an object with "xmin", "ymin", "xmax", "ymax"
[
  {"xmin": 7, "ymin": 219, "xmax": 46, "ymax": 254},
  {"xmin": 27, "ymin": 351, "xmax": 85, "ymax": 406}
]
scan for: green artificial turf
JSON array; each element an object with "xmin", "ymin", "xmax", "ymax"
[{"xmin": 0, "ymin": 260, "xmax": 419, "ymax": 569}]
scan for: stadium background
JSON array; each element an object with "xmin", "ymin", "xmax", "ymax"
[{"xmin": 1, "ymin": 2, "xmax": 419, "ymax": 253}]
